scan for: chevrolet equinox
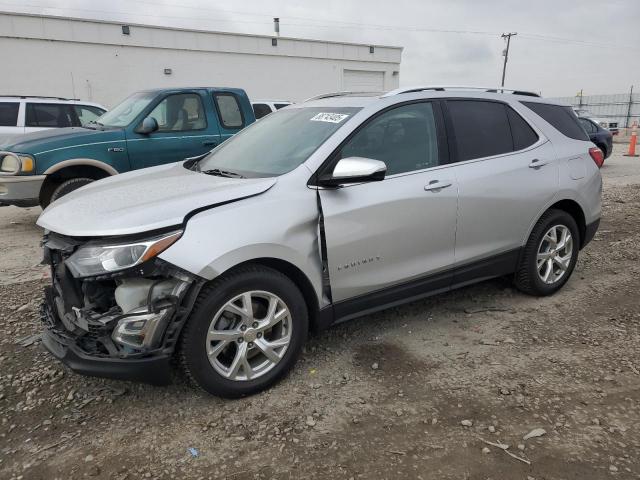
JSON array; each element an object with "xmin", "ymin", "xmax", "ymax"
[{"xmin": 37, "ymin": 86, "xmax": 603, "ymax": 397}]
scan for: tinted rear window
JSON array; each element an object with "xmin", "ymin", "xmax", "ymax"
[
  {"xmin": 26, "ymin": 103, "xmax": 74, "ymax": 128},
  {"xmin": 447, "ymin": 100, "xmax": 513, "ymax": 161},
  {"xmin": 252, "ymin": 103, "xmax": 272, "ymax": 119},
  {"xmin": 274, "ymin": 103, "xmax": 290, "ymax": 110},
  {"xmin": 522, "ymin": 102, "xmax": 588, "ymax": 141},
  {"xmin": 506, "ymin": 107, "xmax": 539, "ymax": 150},
  {"xmin": 0, "ymin": 102, "xmax": 19, "ymax": 127}
]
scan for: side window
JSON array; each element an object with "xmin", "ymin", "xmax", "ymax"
[
  {"xmin": 447, "ymin": 100, "xmax": 513, "ymax": 161},
  {"xmin": 147, "ymin": 93, "xmax": 206, "ymax": 132},
  {"xmin": 274, "ymin": 103, "xmax": 290, "ymax": 110},
  {"xmin": 0, "ymin": 102, "xmax": 19, "ymax": 127},
  {"xmin": 25, "ymin": 103, "xmax": 74, "ymax": 128},
  {"xmin": 521, "ymin": 102, "xmax": 589, "ymax": 141},
  {"xmin": 214, "ymin": 93, "xmax": 244, "ymax": 128},
  {"xmin": 252, "ymin": 103, "xmax": 272, "ymax": 120},
  {"xmin": 579, "ymin": 118, "xmax": 596, "ymax": 134},
  {"xmin": 74, "ymin": 105, "xmax": 106, "ymax": 127},
  {"xmin": 506, "ymin": 107, "xmax": 539, "ymax": 150},
  {"xmin": 340, "ymin": 102, "xmax": 440, "ymax": 176}
]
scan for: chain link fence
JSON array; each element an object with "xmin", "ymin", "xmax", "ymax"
[{"xmin": 550, "ymin": 89, "xmax": 639, "ymax": 142}]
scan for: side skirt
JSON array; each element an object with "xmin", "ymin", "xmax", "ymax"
[{"xmin": 317, "ymin": 248, "xmax": 521, "ymax": 329}]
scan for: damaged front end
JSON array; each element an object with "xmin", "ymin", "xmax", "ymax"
[{"xmin": 40, "ymin": 230, "xmax": 203, "ymax": 385}]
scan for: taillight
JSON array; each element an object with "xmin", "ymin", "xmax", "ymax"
[{"xmin": 589, "ymin": 147, "xmax": 604, "ymax": 168}]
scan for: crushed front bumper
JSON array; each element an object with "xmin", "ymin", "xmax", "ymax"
[
  {"xmin": 40, "ymin": 312, "xmax": 173, "ymax": 385},
  {"xmin": 40, "ymin": 233, "xmax": 203, "ymax": 386},
  {"xmin": 0, "ymin": 174, "xmax": 45, "ymax": 207}
]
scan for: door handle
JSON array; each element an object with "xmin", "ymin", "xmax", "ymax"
[
  {"xmin": 202, "ymin": 141, "xmax": 218, "ymax": 147},
  {"xmin": 528, "ymin": 159, "xmax": 548, "ymax": 169},
  {"xmin": 424, "ymin": 179, "xmax": 453, "ymax": 191}
]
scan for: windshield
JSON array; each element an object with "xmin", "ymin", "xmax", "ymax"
[
  {"xmin": 97, "ymin": 91, "xmax": 157, "ymax": 127},
  {"xmin": 195, "ymin": 107, "xmax": 361, "ymax": 177}
]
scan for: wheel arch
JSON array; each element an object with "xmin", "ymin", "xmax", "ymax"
[
  {"xmin": 227, "ymin": 257, "xmax": 322, "ymax": 332},
  {"xmin": 40, "ymin": 160, "xmax": 117, "ymax": 205},
  {"xmin": 531, "ymin": 198, "xmax": 587, "ymax": 249},
  {"xmin": 43, "ymin": 158, "xmax": 119, "ymax": 177}
]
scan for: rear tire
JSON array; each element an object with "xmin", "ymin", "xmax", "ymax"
[
  {"xmin": 179, "ymin": 265, "xmax": 308, "ymax": 398},
  {"xmin": 514, "ymin": 209, "xmax": 579, "ymax": 296},
  {"xmin": 46, "ymin": 177, "xmax": 94, "ymax": 207}
]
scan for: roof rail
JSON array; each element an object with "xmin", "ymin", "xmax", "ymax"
[
  {"xmin": 381, "ymin": 85, "xmax": 541, "ymax": 98},
  {"xmin": 303, "ymin": 91, "xmax": 381, "ymax": 102},
  {"xmin": 0, "ymin": 95, "xmax": 80, "ymax": 101}
]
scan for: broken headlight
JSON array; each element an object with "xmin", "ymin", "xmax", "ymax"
[{"xmin": 66, "ymin": 231, "xmax": 182, "ymax": 278}]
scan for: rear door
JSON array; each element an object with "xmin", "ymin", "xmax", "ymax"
[
  {"xmin": 319, "ymin": 101, "xmax": 458, "ymax": 304},
  {"xmin": 445, "ymin": 99, "xmax": 558, "ymax": 278},
  {"xmin": 24, "ymin": 102, "xmax": 75, "ymax": 135},
  {"xmin": 126, "ymin": 91, "xmax": 220, "ymax": 169}
]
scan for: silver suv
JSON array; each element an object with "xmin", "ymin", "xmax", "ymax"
[{"xmin": 37, "ymin": 86, "xmax": 602, "ymax": 397}]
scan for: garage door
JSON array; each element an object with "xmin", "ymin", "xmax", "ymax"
[{"xmin": 343, "ymin": 70, "xmax": 384, "ymax": 92}]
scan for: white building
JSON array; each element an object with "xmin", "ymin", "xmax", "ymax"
[{"xmin": 0, "ymin": 12, "xmax": 402, "ymax": 108}]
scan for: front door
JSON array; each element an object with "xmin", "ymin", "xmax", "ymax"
[
  {"xmin": 126, "ymin": 92, "xmax": 220, "ymax": 169},
  {"xmin": 319, "ymin": 101, "xmax": 458, "ymax": 304}
]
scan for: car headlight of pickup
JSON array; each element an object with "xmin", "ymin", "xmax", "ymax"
[
  {"xmin": 0, "ymin": 152, "xmax": 35, "ymax": 174},
  {"xmin": 66, "ymin": 231, "xmax": 182, "ymax": 278}
]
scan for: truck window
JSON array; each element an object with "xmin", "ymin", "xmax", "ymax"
[
  {"xmin": 214, "ymin": 93, "xmax": 244, "ymax": 129},
  {"xmin": 148, "ymin": 93, "xmax": 207, "ymax": 132},
  {"xmin": 0, "ymin": 102, "xmax": 19, "ymax": 126}
]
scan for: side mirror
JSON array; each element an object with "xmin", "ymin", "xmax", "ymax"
[
  {"xmin": 136, "ymin": 116, "xmax": 158, "ymax": 134},
  {"xmin": 318, "ymin": 157, "xmax": 387, "ymax": 187}
]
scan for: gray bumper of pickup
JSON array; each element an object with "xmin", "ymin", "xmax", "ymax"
[{"xmin": 0, "ymin": 175, "xmax": 45, "ymax": 207}]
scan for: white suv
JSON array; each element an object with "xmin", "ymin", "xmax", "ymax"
[
  {"xmin": 0, "ymin": 96, "xmax": 107, "ymax": 141},
  {"xmin": 251, "ymin": 100, "xmax": 292, "ymax": 119}
]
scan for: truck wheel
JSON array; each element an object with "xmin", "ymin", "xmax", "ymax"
[
  {"xmin": 514, "ymin": 209, "xmax": 579, "ymax": 296},
  {"xmin": 46, "ymin": 177, "xmax": 94, "ymax": 207},
  {"xmin": 179, "ymin": 265, "xmax": 308, "ymax": 398}
]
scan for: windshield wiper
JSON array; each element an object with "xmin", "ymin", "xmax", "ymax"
[{"xmin": 202, "ymin": 168, "xmax": 246, "ymax": 179}]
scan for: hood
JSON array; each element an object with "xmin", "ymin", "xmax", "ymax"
[
  {"xmin": 37, "ymin": 162, "xmax": 277, "ymax": 237},
  {"xmin": 0, "ymin": 127, "xmax": 123, "ymax": 154}
]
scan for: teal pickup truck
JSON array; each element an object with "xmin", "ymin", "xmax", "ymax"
[{"xmin": 0, "ymin": 87, "xmax": 255, "ymax": 208}]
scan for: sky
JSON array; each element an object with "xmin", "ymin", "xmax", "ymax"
[{"xmin": 1, "ymin": 0, "xmax": 638, "ymax": 97}]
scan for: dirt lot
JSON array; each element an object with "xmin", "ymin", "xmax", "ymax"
[{"xmin": 1, "ymin": 145, "xmax": 640, "ymax": 480}]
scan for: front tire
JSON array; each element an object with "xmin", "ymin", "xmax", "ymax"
[
  {"xmin": 179, "ymin": 265, "xmax": 308, "ymax": 398},
  {"xmin": 514, "ymin": 209, "xmax": 580, "ymax": 296},
  {"xmin": 44, "ymin": 177, "xmax": 94, "ymax": 207}
]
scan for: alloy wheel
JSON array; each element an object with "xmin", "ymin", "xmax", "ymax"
[
  {"xmin": 536, "ymin": 224, "xmax": 573, "ymax": 285},
  {"xmin": 205, "ymin": 290, "xmax": 292, "ymax": 381}
]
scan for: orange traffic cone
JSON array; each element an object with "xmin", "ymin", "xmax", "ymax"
[{"xmin": 625, "ymin": 123, "xmax": 639, "ymax": 157}]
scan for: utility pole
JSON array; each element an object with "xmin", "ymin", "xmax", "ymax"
[{"xmin": 500, "ymin": 32, "xmax": 517, "ymax": 87}]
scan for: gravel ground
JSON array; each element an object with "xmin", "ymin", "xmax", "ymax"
[{"xmin": 1, "ymin": 145, "xmax": 640, "ymax": 480}]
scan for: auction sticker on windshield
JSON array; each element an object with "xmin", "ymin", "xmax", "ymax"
[{"xmin": 310, "ymin": 113, "xmax": 350, "ymax": 123}]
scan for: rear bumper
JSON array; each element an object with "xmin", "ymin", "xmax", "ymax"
[
  {"xmin": 0, "ymin": 174, "xmax": 45, "ymax": 207},
  {"xmin": 40, "ymin": 298, "xmax": 173, "ymax": 386},
  {"xmin": 582, "ymin": 218, "xmax": 600, "ymax": 248}
]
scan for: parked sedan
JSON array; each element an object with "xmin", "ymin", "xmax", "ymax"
[
  {"xmin": 37, "ymin": 87, "xmax": 602, "ymax": 398},
  {"xmin": 578, "ymin": 117, "xmax": 613, "ymax": 159}
]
